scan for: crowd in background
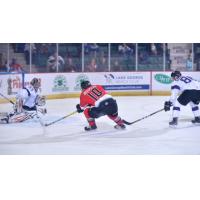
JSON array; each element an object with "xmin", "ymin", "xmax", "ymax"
[{"xmin": 0, "ymin": 43, "xmax": 200, "ymax": 73}]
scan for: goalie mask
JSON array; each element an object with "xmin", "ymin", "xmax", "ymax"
[
  {"xmin": 36, "ymin": 95, "xmax": 46, "ymax": 106},
  {"xmin": 30, "ymin": 78, "xmax": 41, "ymax": 91}
]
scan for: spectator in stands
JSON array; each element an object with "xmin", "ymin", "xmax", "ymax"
[
  {"xmin": 24, "ymin": 43, "xmax": 37, "ymax": 65},
  {"xmin": 65, "ymin": 57, "xmax": 77, "ymax": 72},
  {"xmin": 84, "ymin": 43, "xmax": 90, "ymax": 55},
  {"xmin": 0, "ymin": 53, "xmax": 7, "ymax": 72},
  {"xmin": 90, "ymin": 43, "xmax": 99, "ymax": 57},
  {"xmin": 13, "ymin": 44, "xmax": 26, "ymax": 53},
  {"xmin": 186, "ymin": 54, "xmax": 193, "ymax": 71},
  {"xmin": 97, "ymin": 53, "xmax": 108, "ymax": 72},
  {"xmin": 138, "ymin": 51, "xmax": 148, "ymax": 64},
  {"xmin": 151, "ymin": 43, "xmax": 157, "ymax": 55},
  {"xmin": 156, "ymin": 43, "xmax": 163, "ymax": 55},
  {"xmin": 118, "ymin": 44, "xmax": 134, "ymax": 70},
  {"xmin": 111, "ymin": 59, "xmax": 121, "ymax": 71},
  {"xmin": 118, "ymin": 44, "xmax": 133, "ymax": 56},
  {"xmin": 5, "ymin": 60, "xmax": 10, "ymax": 72},
  {"xmin": 37, "ymin": 44, "xmax": 49, "ymax": 55},
  {"xmin": 84, "ymin": 43, "xmax": 99, "ymax": 57},
  {"xmin": 0, "ymin": 53, "xmax": 2, "ymax": 66},
  {"xmin": 85, "ymin": 58, "xmax": 97, "ymax": 72},
  {"xmin": 47, "ymin": 52, "xmax": 65, "ymax": 72},
  {"xmin": 9, "ymin": 58, "xmax": 23, "ymax": 73}
]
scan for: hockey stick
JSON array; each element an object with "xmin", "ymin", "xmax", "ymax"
[
  {"xmin": 35, "ymin": 107, "xmax": 45, "ymax": 126},
  {"xmin": 0, "ymin": 92, "xmax": 15, "ymax": 104},
  {"xmin": 123, "ymin": 108, "xmax": 164, "ymax": 125},
  {"xmin": 44, "ymin": 111, "xmax": 77, "ymax": 127}
]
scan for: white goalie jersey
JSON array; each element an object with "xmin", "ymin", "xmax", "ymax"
[
  {"xmin": 17, "ymin": 85, "xmax": 39, "ymax": 109},
  {"xmin": 16, "ymin": 85, "xmax": 46, "ymax": 112}
]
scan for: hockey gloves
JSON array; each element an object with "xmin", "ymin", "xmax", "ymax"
[
  {"xmin": 164, "ymin": 101, "xmax": 172, "ymax": 112},
  {"xmin": 76, "ymin": 104, "xmax": 84, "ymax": 113}
]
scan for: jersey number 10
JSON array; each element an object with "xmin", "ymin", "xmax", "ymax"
[{"xmin": 87, "ymin": 88, "xmax": 103, "ymax": 101}]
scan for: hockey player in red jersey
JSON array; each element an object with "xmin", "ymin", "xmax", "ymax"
[{"xmin": 76, "ymin": 80, "xmax": 126, "ymax": 131}]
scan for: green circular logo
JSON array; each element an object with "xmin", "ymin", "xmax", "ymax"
[
  {"xmin": 74, "ymin": 74, "xmax": 89, "ymax": 90},
  {"xmin": 53, "ymin": 75, "xmax": 69, "ymax": 91},
  {"xmin": 154, "ymin": 74, "xmax": 173, "ymax": 84}
]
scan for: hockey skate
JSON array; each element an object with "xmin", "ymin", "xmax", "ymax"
[
  {"xmin": 169, "ymin": 117, "xmax": 178, "ymax": 127},
  {"xmin": 191, "ymin": 117, "xmax": 200, "ymax": 124},
  {"xmin": 0, "ymin": 113, "xmax": 9, "ymax": 124},
  {"xmin": 0, "ymin": 116, "xmax": 9, "ymax": 124},
  {"xmin": 84, "ymin": 124, "xmax": 97, "ymax": 131},
  {"xmin": 114, "ymin": 124, "xmax": 126, "ymax": 130}
]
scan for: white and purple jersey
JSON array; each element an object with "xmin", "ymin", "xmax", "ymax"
[{"xmin": 170, "ymin": 76, "xmax": 200, "ymax": 103}]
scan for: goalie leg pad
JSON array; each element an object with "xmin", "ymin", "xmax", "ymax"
[
  {"xmin": 9, "ymin": 112, "xmax": 35, "ymax": 123},
  {"xmin": 37, "ymin": 107, "xmax": 47, "ymax": 114}
]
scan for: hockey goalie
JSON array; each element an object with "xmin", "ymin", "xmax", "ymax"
[{"xmin": 0, "ymin": 77, "xmax": 47, "ymax": 124}]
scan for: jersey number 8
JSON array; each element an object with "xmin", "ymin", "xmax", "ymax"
[{"xmin": 180, "ymin": 77, "xmax": 192, "ymax": 84}]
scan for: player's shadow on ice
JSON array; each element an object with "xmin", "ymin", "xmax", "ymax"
[{"xmin": 0, "ymin": 121, "xmax": 172, "ymax": 145}]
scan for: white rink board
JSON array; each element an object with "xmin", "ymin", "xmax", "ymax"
[
  {"xmin": 0, "ymin": 73, "xmax": 24, "ymax": 97},
  {"xmin": 1, "ymin": 72, "xmax": 151, "ymax": 99},
  {"xmin": 26, "ymin": 72, "xmax": 150, "ymax": 95},
  {"xmin": 1, "ymin": 71, "xmax": 200, "ymax": 100},
  {"xmin": 152, "ymin": 71, "xmax": 200, "ymax": 92}
]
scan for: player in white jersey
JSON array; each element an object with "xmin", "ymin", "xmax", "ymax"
[
  {"xmin": 0, "ymin": 78, "xmax": 47, "ymax": 123},
  {"xmin": 164, "ymin": 70, "xmax": 200, "ymax": 126}
]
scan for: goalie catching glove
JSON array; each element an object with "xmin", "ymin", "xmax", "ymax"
[
  {"xmin": 164, "ymin": 101, "xmax": 172, "ymax": 112},
  {"xmin": 76, "ymin": 104, "xmax": 84, "ymax": 113},
  {"xmin": 36, "ymin": 95, "xmax": 46, "ymax": 106}
]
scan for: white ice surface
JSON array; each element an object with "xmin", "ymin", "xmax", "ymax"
[{"xmin": 0, "ymin": 96, "xmax": 200, "ymax": 154}]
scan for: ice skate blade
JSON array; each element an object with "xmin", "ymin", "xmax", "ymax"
[
  {"xmin": 114, "ymin": 125, "xmax": 126, "ymax": 130},
  {"xmin": 169, "ymin": 124, "xmax": 178, "ymax": 129},
  {"xmin": 84, "ymin": 126, "xmax": 97, "ymax": 131},
  {"xmin": 191, "ymin": 121, "xmax": 200, "ymax": 125}
]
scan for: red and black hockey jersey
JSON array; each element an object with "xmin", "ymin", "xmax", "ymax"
[{"xmin": 80, "ymin": 85, "xmax": 112, "ymax": 108}]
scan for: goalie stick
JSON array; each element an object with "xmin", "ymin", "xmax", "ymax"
[
  {"xmin": 0, "ymin": 92, "xmax": 15, "ymax": 104},
  {"xmin": 44, "ymin": 111, "xmax": 77, "ymax": 127},
  {"xmin": 123, "ymin": 108, "xmax": 164, "ymax": 125}
]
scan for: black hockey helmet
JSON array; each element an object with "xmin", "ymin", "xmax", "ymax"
[
  {"xmin": 171, "ymin": 70, "xmax": 182, "ymax": 80},
  {"xmin": 80, "ymin": 80, "xmax": 91, "ymax": 90}
]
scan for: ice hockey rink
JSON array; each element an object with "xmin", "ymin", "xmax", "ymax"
[{"xmin": 0, "ymin": 96, "xmax": 200, "ymax": 155}]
